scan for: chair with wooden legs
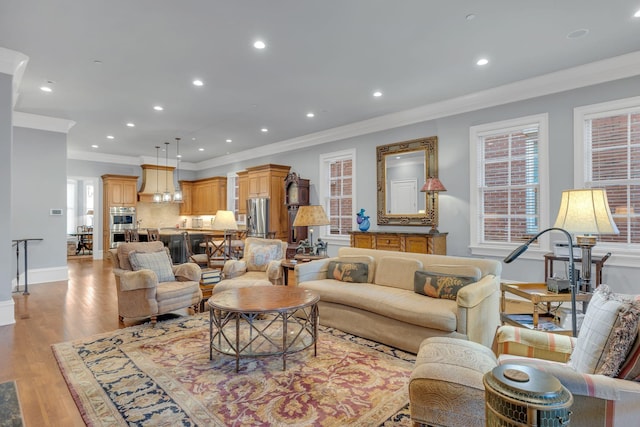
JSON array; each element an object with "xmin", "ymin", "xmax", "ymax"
[{"xmin": 147, "ymin": 228, "xmax": 160, "ymax": 242}]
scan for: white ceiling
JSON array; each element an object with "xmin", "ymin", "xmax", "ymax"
[{"xmin": 2, "ymin": 1, "xmax": 640, "ymax": 165}]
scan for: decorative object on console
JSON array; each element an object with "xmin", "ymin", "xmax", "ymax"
[
  {"xmin": 357, "ymin": 208, "xmax": 370, "ymax": 232},
  {"xmin": 173, "ymin": 137, "xmax": 183, "ymax": 203},
  {"xmin": 420, "ymin": 177, "xmax": 446, "ymax": 234},
  {"xmin": 292, "ymin": 205, "xmax": 330, "ymax": 251},
  {"xmin": 553, "ymin": 189, "xmax": 619, "ymax": 293},
  {"xmin": 153, "ymin": 145, "xmax": 162, "ymax": 203}
]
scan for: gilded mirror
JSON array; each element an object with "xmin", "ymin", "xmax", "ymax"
[{"xmin": 377, "ymin": 136, "xmax": 438, "ymax": 226}]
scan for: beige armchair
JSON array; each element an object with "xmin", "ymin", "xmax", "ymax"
[
  {"xmin": 108, "ymin": 241, "xmax": 202, "ymax": 325},
  {"xmin": 221, "ymin": 237, "xmax": 288, "ymax": 285}
]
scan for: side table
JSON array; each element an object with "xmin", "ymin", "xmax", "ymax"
[{"xmin": 500, "ymin": 282, "xmax": 592, "ymax": 336}]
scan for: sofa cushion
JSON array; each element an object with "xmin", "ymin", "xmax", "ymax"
[
  {"xmin": 298, "ymin": 279, "xmax": 457, "ymax": 332},
  {"xmin": 414, "ymin": 270, "xmax": 476, "ymax": 300},
  {"xmin": 116, "ymin": 241, "xmax": 165, "ymax": 270},
  {"xmin": 424, "ymin": 265, "xmax": 482, "ymax": 281},
  {"xmin": 569, "ymin": 285, "xmax": 640, "ymax": 376},
  {"xmin": 336, "ymin": 255, "xmax": 375, "ymax": 282},
  {"xmin": 129, "ymin": 250, "xmax": 176, "ymax": 283},
  {"xmin": 326, "ymin": 261, "xmax": 369, "ymax": 283},
  {"xmin": 374, "ymin": 256, "xmax": 423, "ymax": 291},
  {"xmin": 245, "ymin": 241, "xmax": 283, "ymax": 272}
]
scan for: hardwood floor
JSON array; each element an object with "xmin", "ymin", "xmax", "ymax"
[{"xmin": 0, "ymin": 258, "xmax": 122, "ymax": 427}]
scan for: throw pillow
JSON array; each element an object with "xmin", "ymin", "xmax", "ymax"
[
  {"xmin": 569, "ymin": 285, "xmax": 640, "ymax": 376},
  {"xmin": 336, "ymin": 255, "xmax": 376, "ymax": 282},
  {"xmin": 423, "ymin": 264, "xmax": 481, "ymax": 282},
  {"xmin": 245, "ymin": 241, "xmax": 283, "ymax": 272},
  {"xmin": 414, "ymin": 270, "xmax": 476, "ymax": 300},
  {"xmin": 326, "ymin": 261, "xmax": 369, "ymax": 283},
  {"xmin": 116, "ymin": 241, "xmax": 165, "ymax": 270},
  {"xmin": 128, "ymin": 250, "xmax": 175, "ymax": 283},
  {"xmin": 617, "ymin": 318, "xmax": 640, "ymax": 380}
]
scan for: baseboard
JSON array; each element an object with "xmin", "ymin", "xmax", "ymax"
[
  {"xmin": 11, "ymin": 266, "xmax": 69, "ymax": 290},
  {"xmin": 0, "ymin": 299, "xmax": 16, "ymax": 326}
]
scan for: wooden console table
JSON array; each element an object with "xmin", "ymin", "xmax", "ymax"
[{"xmin": 349, "ymin": 231, "xmax": 447, "ymax": 255}]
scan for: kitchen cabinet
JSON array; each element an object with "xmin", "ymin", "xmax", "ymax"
[
  {"xmin": 349, "ymin": 231, "xmax": 447, "ymax": 255},
  {"xmin": 101, "ymin": 174, "xmax": 139, "ymax": 253},
  {"xmin": 178, "ymin": 181, "xmax": 193, "ymax": 215},
  {"xmin": 245, "ymin": 164, "xmax": 290, "ymax": 240},
  {"xmin": 191, "ymin": 177, "xmax": 226, "ymax": 215},
  {"xmin": 237, "ymin": 170, "xmax": 248, "ymax": 215}
]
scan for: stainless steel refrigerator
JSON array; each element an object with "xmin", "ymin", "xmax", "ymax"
[{"xmin": 246, "ymin": 197, "xmax": 270, "ymax": 237}]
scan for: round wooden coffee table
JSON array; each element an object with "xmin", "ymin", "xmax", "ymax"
[{"xmin": 208, "ymin": 286, "xmax": 319, "ymax": 372}]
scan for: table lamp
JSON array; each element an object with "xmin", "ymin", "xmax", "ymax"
[
  {"xmin": 292, "ymin": 205, "xmax": 330, "ymax": 248},
  {"xmin": 553, "ymin": 189, "xmax": 619, "ymax": 293},
  {"xmin": 420, "ymin": 177, "xmax": 446, "ymax": 233}
]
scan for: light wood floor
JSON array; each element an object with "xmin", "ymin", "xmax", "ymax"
[{"xmin": 0, "ymin": 257, "xmax": 122, "ymax": 427}]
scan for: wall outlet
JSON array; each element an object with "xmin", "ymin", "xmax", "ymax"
[{"xmin": 50, "ymin": 209, "xmax": 63, "ymax": 216}]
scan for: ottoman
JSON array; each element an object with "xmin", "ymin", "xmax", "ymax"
[
  {"xmin": 212, "ymin": 278, "xmax": 273, "ymax": 294},
  {"xmin": 409, "ymin": 337, "xmax": 497, "ymax": 427}
]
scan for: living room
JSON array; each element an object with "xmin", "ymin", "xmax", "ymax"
[{"xmin": 2, "ymin": 2, "xmax": 640, "ymax": 425}]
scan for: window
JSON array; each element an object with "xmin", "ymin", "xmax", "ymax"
[
  {"xmin": 575, "ymin": 96, "xmax": 640, "ymax": 250},
  {"xmin": 470, "ymin": 114, "xmax": 549, "ymax": 256},
  {"xmin": 319, "ymin": 149, "xmax": 356, "ymax": 240},
  {"xmin": 227, "ymin": 172, "xmax": 239, "ymax": 217}
]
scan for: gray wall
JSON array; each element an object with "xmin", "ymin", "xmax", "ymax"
[
  {"xmin": 0, "ymin": 73, "xmax": 12, "ymax": 306},
  {"xmin": 58, "ymin": 74, "xmax": 640, "ymax": 296}
]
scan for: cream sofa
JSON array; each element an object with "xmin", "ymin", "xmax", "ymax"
[{"xmin": 295, "ymin": 247, "xmax": 501, "ymax": 353}]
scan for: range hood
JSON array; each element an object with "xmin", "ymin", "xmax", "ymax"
[{"xmin": 138, "ymin": 164, "xmax": 176, "ymax": 203}]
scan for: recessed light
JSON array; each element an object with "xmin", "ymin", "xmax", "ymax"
[
  {"xmin": 373, "ymin": 91, "xmax": 383, "ymax": 97},
  {"xmin": 634, "ymin": 9, "xmax": 640, "ymax": 18},
  {"xmin": 193, "ymin": 79, "xmax": 204, "ymax": 86},
  {"xmin": 465, "ymin": 13, "xmax": 476, "ymax": 21},
  {"xmin": 126, "ymin": 122, "xmax": 135, "ymax": 127},
  {"xmin": 306, "ymin": 112, "xmax": 315, "ymax": 118},
  {"xmin": 106, "ymin": 135, "xmax": 114, "ymax": 140},
  {"xmin": 261, "ymin": 128, "xmax": 268, "ymax": 133},
  {"xmin": 91, "ymin": 144, "xmax": 99, "ymax": 148},
  {"xmin": 226, "ymin": 139, "xmax": 232, "ymax": 143},
  {"xmin": 153, "ymin": 105, "xmax": 164, "ymax": 111},
  {"xmin": 176, "ymin": 154, "xmax": 182, "ymax": 159},
  {"xmin": 40, "ymin": 86, "xmax": 52, "ymax": 92},
  {"xmin": 566, "ymin": 28, "xmax": 589, "ymax": 39},
  {"xmin": 198, "ymin": 147, "xmax": 204, "ymax": 151},
  {"xmin": 254, "ymin": 40, "xmax": 266, "ymax": 49},
  {"xmin": 477, "ymin": 58, "xmax": 489, "ymax": 66}
]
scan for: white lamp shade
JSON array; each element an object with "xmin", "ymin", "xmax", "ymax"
[
  {"xmin": 212, "ymin": 210, "xmax": 238, "ymax": 230},
  {"xmin": 554, "ymin": 189, "xmax": 619, "ymax": 235}
]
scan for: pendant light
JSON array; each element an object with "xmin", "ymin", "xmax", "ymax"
[
  {"xmin": 162, "ymin": 141, "xmax": 172, "ymax": 203},
  {"xmin": 173, "ymin": 137, "xmax": 183, "ymax": 203},
  {"xmin": 153, "ymin": 145, "xmax": 162, "ymax": 203}
]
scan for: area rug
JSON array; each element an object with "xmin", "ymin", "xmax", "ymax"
[
  {"xmin": 52, "ymin": 313, "xmax": 415, "ymax": 426},
  {"xmin": 0, "ymin": 380, "xmax": 24, "ymax": 427}
]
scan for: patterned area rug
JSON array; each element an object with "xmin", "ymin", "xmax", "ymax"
[
  {"xmin": 0, "ymin": 380, "xmax": 24, "ymax": 427},
  {"xmin": 52, "ymin": 313, "xmax": 415, "ymax": 426}
]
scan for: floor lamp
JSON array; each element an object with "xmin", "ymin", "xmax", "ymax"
[
  {"xmin": 504, "ymin": 188, "xmax": 619, "ymax": 336},
  {"xmin": 420, "ymin": 177, "xmax": 446, "ymax": 234}
]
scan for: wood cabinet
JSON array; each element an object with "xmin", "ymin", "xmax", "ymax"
[
  {"xmin": 237, "ymin": 170, "xmax": 248, "ymax": 215},
  {"xmin": 101, "ymin": 174, "xmax": 139, "ymax": 253},
  {"xmin": 245, "ymin": 164, "xmax": 290, "ymax": 240},
  {"xmin": 349, "ymin": 231, "xmax": 447, "ymax": 255},
  {"xmin": 102, "ymin": 175, "xmax": 138, "ymax": 207},
  {"xmin": 191, "ymin": 177, "xmax": 226, "ymax": 215},
  {"xmin": 178, "ymin": 181, "xmax": 193, "ymax": 215}
]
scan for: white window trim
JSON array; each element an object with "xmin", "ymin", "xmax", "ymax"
[
  {"xmin": 318, "ymin": 148, "xmax": 356, "ymax": 245},
  {"xmin": 574, "ymin": 95, "xmax": 640, "ymax": 266},
  {"xmin": 469, "ymin": 113, "xmax": 550, "ymax": 260}
]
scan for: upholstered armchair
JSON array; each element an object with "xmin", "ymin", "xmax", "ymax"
[
  {"xmin": 494, "ymin": 285, "xmax": 640, "ymax": 427},
  {"xmin": 221, "ymin": 237, "xmax": 288, "ymax": 285},
  {"xmin": 108, "ymin": 241, "xmax": 203, "ymax": 325}
]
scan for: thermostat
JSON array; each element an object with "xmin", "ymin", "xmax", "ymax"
[{"xmin": 50, "ymin": 209, "xmax": 63, "ymax": 216}]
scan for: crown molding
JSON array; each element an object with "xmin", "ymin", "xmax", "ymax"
[
  {"xmin": 13, "ymin": 111, "xmax": 75, "ymax": 133},
  {"xmin": 0, "ymin": 47, "xmax": 29, "ymax": 108},
  {"xmin": 67, "ymin": 150, "xmax": 197, "ymax": 170}
]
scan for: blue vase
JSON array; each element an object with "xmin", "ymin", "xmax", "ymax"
[{"xmin": 359, "ymin": 217, "xmax": 370, "ymax": 232}]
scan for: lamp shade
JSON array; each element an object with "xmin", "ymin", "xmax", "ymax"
[
  {"xmin": 554, "ymin": 189, "xmax": 619, "ymax": 235},
  {"xmin": 420, "ymin": 177, "xmax": 447, "ymax": 192},
  {"xmin": 292, "ymin": 205, "xmax": 330, "ymax": 227},
  {"xmin": 86, "ymin": 209, "xmax": 94, "ymax": 216},
  {"xmin": 212, "ymin": 210, "xmax": 238, "ymax": 231}
]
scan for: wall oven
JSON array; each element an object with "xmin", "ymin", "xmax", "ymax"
[{"xmin": 109, "ymin": 207, "xmax": 136, "ymax": 248}]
